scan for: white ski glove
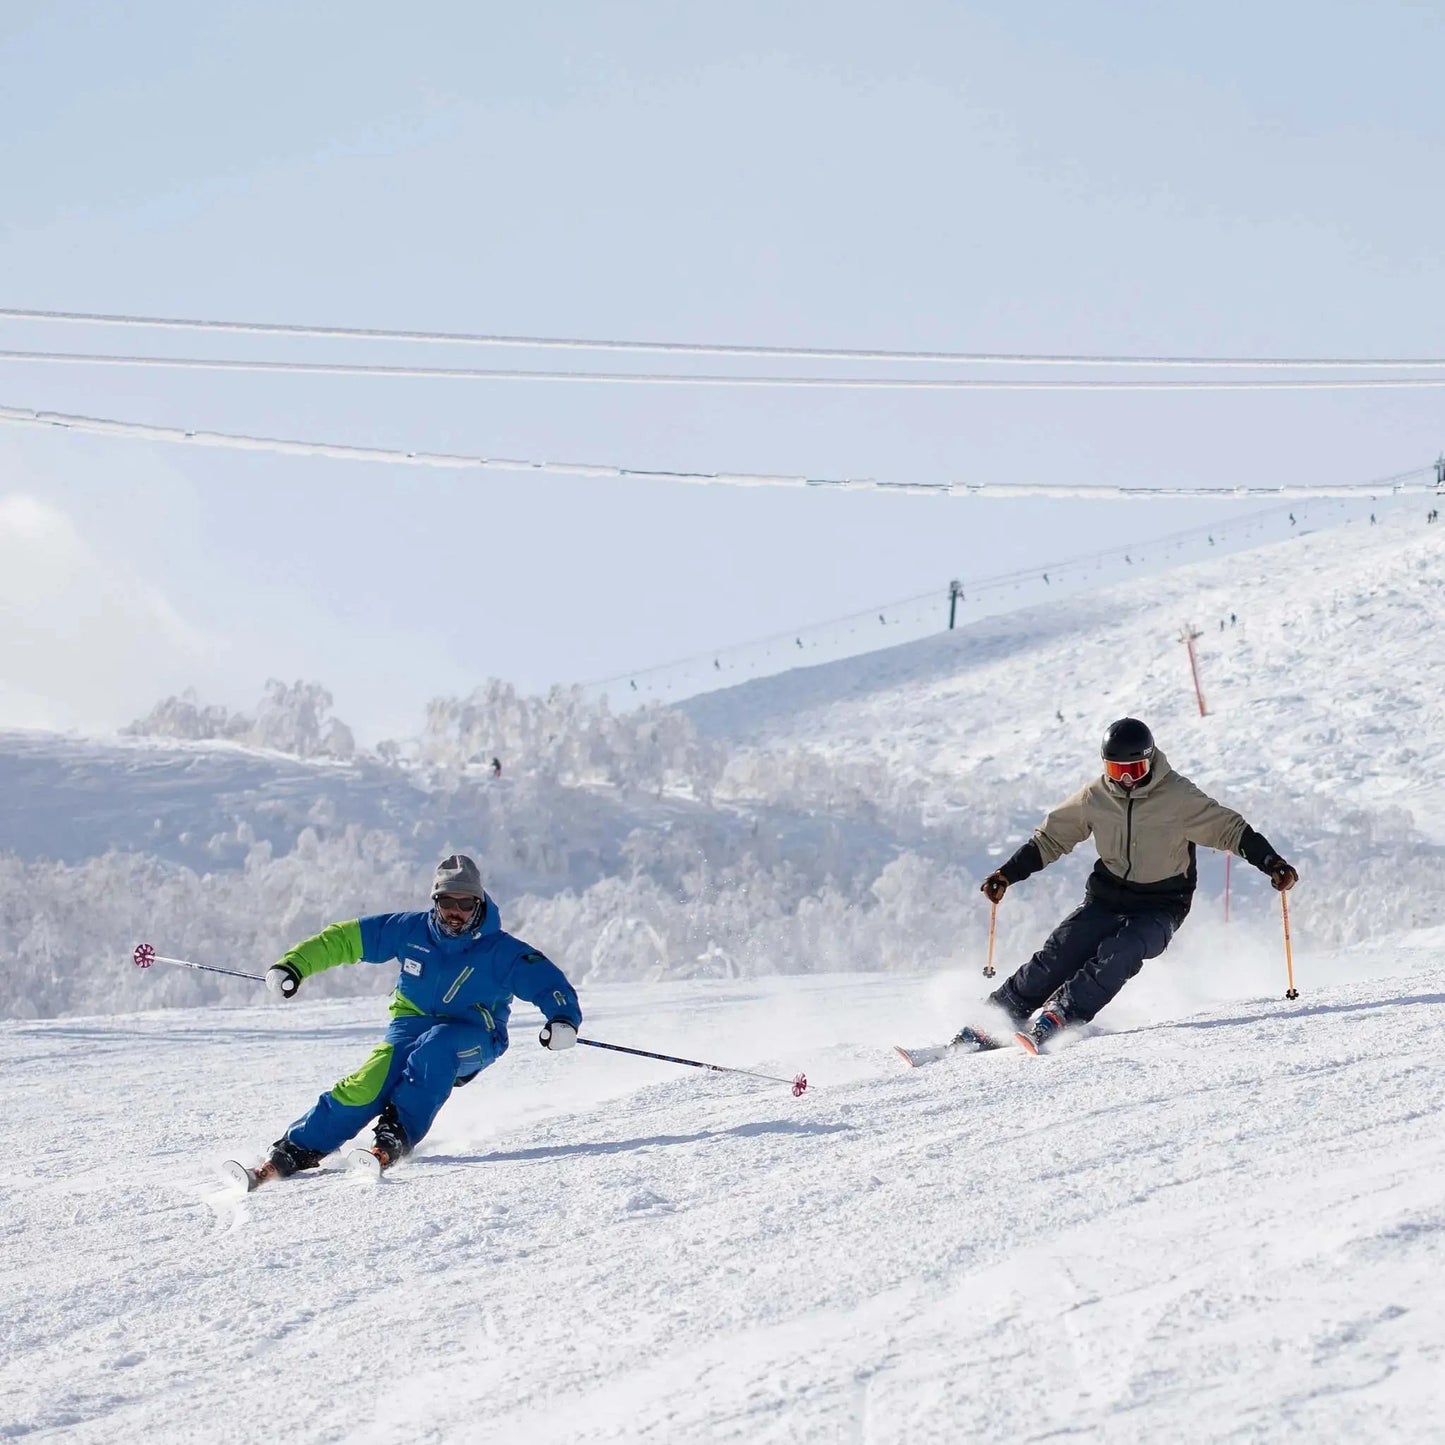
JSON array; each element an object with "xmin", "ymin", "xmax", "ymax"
[
  {"xmin": 266, "ymin": 964, "xmax": 301, "ymax": 999},
  {"xmin": 539, "ymin": 1019, "xmax": 577, "ymax": 1051}
]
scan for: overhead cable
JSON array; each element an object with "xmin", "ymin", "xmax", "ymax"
[
  {"xmin": 5, "ymin": 349, "xmax": 1445, "ymax": 390},
  {"xmin": 1, "ymin": 402, "xmax": 1436, "ymax": 500},
  {"xmin": 1, "ymin": 305, "xmax": 1443, "ymax": 370}
]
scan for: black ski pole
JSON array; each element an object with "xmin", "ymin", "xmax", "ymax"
[
  {"xmin": 577, "ymin": 1037, "xmax": 807, "ymax": 1096},
  {"xmin": 132, "ymin": 942, "xmax": 266, "ymax": 984}
]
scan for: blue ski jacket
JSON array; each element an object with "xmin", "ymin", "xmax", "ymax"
[{"xmin": 279, "ymin": 893, "xmax": 581, "ymax": 1039}]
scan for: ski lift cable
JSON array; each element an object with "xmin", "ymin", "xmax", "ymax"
[
  {"xmin": 1, "ymin": 404, "xmax": 1435, "ymax": 507},
  {"xmin": 0, "ymin": 405, "xmax": 1434, "ymax": 507},
  {"xmin": 6, "ymin": 348, "xmax": 1445, "ymax": 390},
  {"xmin": 3, "ymin": 305, "xmax": 1445, "ymax": 371},
  {"xmin": 578, "ymin": 494, "xmax": 1389, "ymax": 691}
]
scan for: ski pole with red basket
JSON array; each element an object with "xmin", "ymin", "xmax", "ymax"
[
  {"xmin": 132, "ymin": 943, "xmax": 266, "ymax": 985},
  {"xmin": 577, "ymin": 1037, "xmax": 807, "ymax": 1096}
]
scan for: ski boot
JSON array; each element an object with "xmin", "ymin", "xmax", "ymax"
[
  {"xmin": 223, "ymin": 1137, "xmax": 324, "ymax": 1192},
  {"xmin": 1014, "ymin": 1008, "xmax": 1066, "ymax": 1056},
  {"xmin": 949, "ymin": 1024, "xmax": 1005, "ymax": 1052},
  {"xmin": 349, "ymin": 1104, "xmax": 412, "ymax": 1179}
]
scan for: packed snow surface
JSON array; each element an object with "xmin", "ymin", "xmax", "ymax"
[
  {"xmin": 4, "ymin": 947, "xmax": 1444, "ymax": 1443},
  {"xmin": 4, "ymin": 501, "xmax": 1444, "ymax": 1439}
]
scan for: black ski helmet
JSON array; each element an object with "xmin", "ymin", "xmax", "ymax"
[{"xmin": 1101, "ymin": 717, "xmax": 1154, "ymax": 763}]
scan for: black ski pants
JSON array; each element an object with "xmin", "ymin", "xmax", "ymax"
[{"xmin": 998, "ymin": 899, "xmax": 1175, "ymax": 1023}]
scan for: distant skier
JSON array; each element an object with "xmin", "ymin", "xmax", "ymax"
[
  {"xmin": 237, "ymin": 854, "xmax": 581, "ymax": 1185},
  {"xmin": 490, "ymin": 756, "xmax": 502, "ymax": 779},
  {"xmin": 969, "ymin": 719, "xmax": 1297, "ymax": 1053}
]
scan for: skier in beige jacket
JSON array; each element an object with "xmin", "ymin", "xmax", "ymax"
[{"xmin": 974, "ymin": 718, "xmax": 1298, "ymax": 1053}]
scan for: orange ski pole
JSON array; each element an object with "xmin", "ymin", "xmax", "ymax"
[
  {"xmin": 983, "ymin": 900, "xmax": 998, "ymax": 978},
  {"xmin": 1281, "ymin": 890, "xmax": 1298, "ymax": 1000}
]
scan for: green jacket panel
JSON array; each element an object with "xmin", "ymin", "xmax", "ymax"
[{"xmin": 281, "ymin": 919, "xmax": 364, "ymax": 980}]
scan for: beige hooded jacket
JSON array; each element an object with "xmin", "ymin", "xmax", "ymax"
[{"xmin": 999, "ymin": 749, "xmax": 1278, "ymax": 922}]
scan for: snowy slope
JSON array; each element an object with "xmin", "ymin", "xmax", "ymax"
[
  {"xmin": 689, "ymin": 504, "xmax": 1445, "ymax": 840},
  {"xmin": 5, "ymin": 503, "xmax": 1445, "ymax": 1440},
  {"xmin": 683, "ymin": 504, "xmax": 1445, "ymax": 956},
  {"xmin": 4, "ymin": 951, "xmax": 1444, "ymax": 1443},
  {"xmin": 3, "ymin": 503, "xmax": 1443, "ymax": 1024}
]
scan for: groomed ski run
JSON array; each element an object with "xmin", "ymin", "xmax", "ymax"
[{"xmin": 5, "ymin": 957, "xmax": 1445, "ymax": 1443}]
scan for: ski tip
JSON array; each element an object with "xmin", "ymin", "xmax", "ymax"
[
  {"xmin": 1013, "ymin": 1030, "xmax": 1040, "ymax": 1056},
  {"xmin": 220, "ymin": 1159, "xmax": 255, "ymax": 1192},
  {"xmin": 893, "ymin": 1045, "xmax": 918, "ymax": 1068},
  {"xmin": 346, "ymin": 1148, "xmax": 384, "ymax": 1181}
]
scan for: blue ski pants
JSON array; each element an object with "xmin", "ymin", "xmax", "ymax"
[
  {"xmin": 997, "ymin": 899, "xmax": 1175, "ymax": 1023},
  {"xmin": 286, "ymin": 1013, "xmax": 505, "ymax": 1156}
]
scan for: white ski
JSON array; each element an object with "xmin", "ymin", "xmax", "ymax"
[
  {"xmin": 894, "ymin": 1044, "xmax": 952, "ymax": 1068},
  {"xmin": 346, "ymin": 1147, "xmax": 384, "ymax": 1180},
  {"xmin": 894, "ymin": 1026, "xmax": 1008, "ymax": 1068},
  {"xmin": 220, "ymin": 1158, "xmax": 259, "ymax": 1191}
]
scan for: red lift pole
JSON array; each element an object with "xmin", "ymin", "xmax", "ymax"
[{"xmin": 1180, "ymin": 623, "xmax": 1208, "ymax": 717}]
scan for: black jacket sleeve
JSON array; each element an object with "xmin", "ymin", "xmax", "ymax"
[
  {"xmin": 998, "ymin": 839, "xmax": 1045, "ymax": 885},
  {"xmin": 1238, "ymin": 825, "xmax": 1282, "ymax": 872}
]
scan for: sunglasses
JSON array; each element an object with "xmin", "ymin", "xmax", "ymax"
[
  {"xmin": 1104, "ymin": 758, "xmax": 1150, "ymax": 784},
  {"xmin": 434, "ymin": 894, "xmax": 478, "ymax": 911}
]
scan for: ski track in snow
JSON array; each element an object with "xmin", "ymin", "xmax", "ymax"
[{"xmin": 4, "ymin": 967, "xmax": 1444, "ymax": 1443}]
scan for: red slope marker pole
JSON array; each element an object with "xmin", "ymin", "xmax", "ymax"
[
  {"xmin": 132, "ymin": 943, "xmax": 266, "ymax": 985},
  {"xmin": 1180, "ymin": 623, "xmax": 1208, "ymax": 717},
  {"xmin": 578, "ymin": 1037, "xmax": 807, "ymax": 1096}
]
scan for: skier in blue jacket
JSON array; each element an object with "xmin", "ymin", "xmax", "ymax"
[{"xmin": 244, "ymin": 854, "xmax": 582, "ymax": 1185}]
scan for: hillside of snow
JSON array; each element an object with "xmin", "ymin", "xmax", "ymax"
[
  {"xmin": 1, "ymin": 502, "xmax": 1441, "ymax": 1022},
  {"xmin": 6, "ymin": 501, "xmax": 1445, "ymax": 1440},
  {"xmin": 4, "ymin": 953, "xmax": 1444, "ymax": 1442}
]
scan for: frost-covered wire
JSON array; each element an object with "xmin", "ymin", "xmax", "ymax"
[
  {"xmin": 6, "ymin": 348, "xmax": 1445, "ymax": 390},
  {"xmin": 3, "ymin": 304, "xmax": 1445, "ymax": 370},
  {"xmin": 1, "ymin": 403, "xmax": 1437, "ymax": 500}
]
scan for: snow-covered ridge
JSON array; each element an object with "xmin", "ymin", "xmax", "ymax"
[{"xmin": 3, "ymin": 506, "xmax": 1442, "ymax": 1019}]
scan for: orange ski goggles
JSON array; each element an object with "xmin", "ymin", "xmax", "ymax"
[{"xmin": 1104, "ymin": 757, "xmax": 1151, "ymax": 785}]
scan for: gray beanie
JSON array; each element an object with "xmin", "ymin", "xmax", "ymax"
[{"xmin": 432, "ymin": 854, "xmax": 485, "ymax": 900}]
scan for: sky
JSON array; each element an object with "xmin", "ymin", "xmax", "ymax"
[{"xmin": 1, "ymin": 1, "xmax": 1442, "ymax": 742}]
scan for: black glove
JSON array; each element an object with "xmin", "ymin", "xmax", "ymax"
[
  {"xmin": 265, "ymin": 963, "xmax": 301, "ymax": 998},
  {"xmin": 981, "ymin": 871, "xmax": 1010, "ymax": 904},
  {"xmin": 452, "ymin": 1070, "xmax": 478, "ymax": 1089},
  {"xmin": 1266, "ymin": 857, "xmax": 1299, "ymax": 892},
  {"xmin": 539, "ymin": 1019, "xmax": 578, "ymax": 1051}
]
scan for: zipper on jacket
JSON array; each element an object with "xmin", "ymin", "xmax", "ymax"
[
  {"xmin": 1122, "ymin": 795, "xmax": 1134, "ymax": 880},
  {"xmin": 441, "ymin": 965, "xmax": 474, "ymax": 1006}
]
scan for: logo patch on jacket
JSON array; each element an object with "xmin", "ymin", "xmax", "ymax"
[{"xmin": 402, "ymin": 958, "xmax": 423, "ymax": 977}]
